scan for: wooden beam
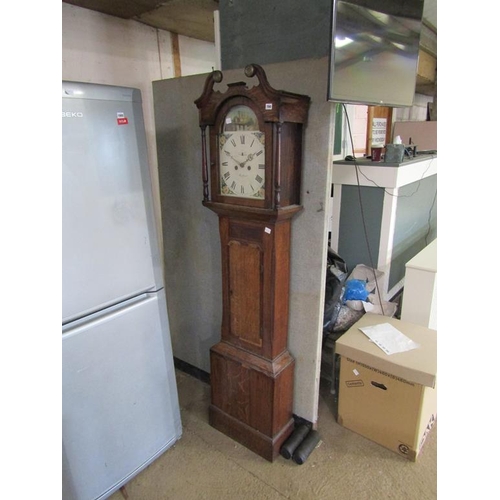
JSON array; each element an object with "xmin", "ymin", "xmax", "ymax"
[
  {"xmin": 171, "ymin": 33, "xmax": 182, "ymax": 78},
  {"xmin": 417, "ymin": 49, "xmax": 436, "ymax": 85}
]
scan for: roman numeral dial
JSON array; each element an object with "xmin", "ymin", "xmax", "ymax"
[{"xmin": 219, "ymin": 131, "xmax": 265, "ymax": 199}]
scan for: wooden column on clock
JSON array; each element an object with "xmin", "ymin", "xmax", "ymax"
[{"xmin": 195, "ymin": 65, "xmax": 310, "ymax": 462}]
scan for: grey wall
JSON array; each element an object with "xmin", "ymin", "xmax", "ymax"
[
  {"xmin": 219, "ymin": 0, "xmax": 331, "ymax": 70},
  {"xmin": 338, "ymin": 185, "xmax": 384, "ymax": 274},
  {"xmin": 389, "ymin": 174, "xmax": 437, "ymax": 289},
  {"xmin": 153, "ymin": 57, "xmax": 333, "ymax": 423}
]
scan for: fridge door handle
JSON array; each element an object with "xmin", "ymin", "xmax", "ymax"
[{"xmin": 62, "ymin": 293, "xmax": 154, "ymax": 338}]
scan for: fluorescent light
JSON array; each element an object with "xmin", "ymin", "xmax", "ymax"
[
  {"xmin": 392, "ymin": 42, "xmax": 406, "ymax": 51},
  {"xmin": 335, "ymin": 36, "xmax": 353, "ymax": 48}
]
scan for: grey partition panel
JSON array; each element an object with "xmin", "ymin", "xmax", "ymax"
[
  {"xmin": 153, "ymin": 74, "xmax": 222, "ymax": 374},
  {"xmin": 152, "ymin": 57, "xmax": 333, "ymax": 423},
  {"xmin": 219, "ymin": 0, "xmax": 331, "ymax": 70}
]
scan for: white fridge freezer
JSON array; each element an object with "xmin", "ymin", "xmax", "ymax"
[{"xmin": 62, "ymin": 81, "xmax": 182, "ymax": 500}]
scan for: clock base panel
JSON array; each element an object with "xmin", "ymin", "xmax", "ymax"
[{"xmin": 209, "ymin": 405, "xmax": 295, "ymax": 462}]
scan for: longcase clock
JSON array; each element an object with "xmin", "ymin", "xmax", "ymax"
[{"xmin": 194, "ymin": 64, "xmax": 310, "ymax": 462}]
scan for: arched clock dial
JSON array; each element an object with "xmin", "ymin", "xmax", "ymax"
[{"xmin": 219, "ymin": 131, "xmax": 265, "ymax": 199}]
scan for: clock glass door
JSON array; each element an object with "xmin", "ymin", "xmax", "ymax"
[{"xmin": 219, "ymin": 105, "xmax": 265, "ymax": 200}]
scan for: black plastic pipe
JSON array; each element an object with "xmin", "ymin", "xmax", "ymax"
[
  {"xmin": 280, "ymin": 424, "xmax": 310, "ymax": 460},
  {"xmin": 292, "ymin": 430, "xmax": 321, "ymax": 465}
]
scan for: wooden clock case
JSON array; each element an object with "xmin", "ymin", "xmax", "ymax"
[{"xmin": 195, "ymin": 64, "xmax": 310, "ymax": 461}]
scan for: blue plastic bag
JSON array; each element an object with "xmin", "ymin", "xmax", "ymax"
[{"xmin": 343, "ymin": 279, "xmax": 369, "ymax": 301}]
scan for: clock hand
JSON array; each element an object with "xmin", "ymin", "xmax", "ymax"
[
  {"xmin": 239, "ymin": 152, "xmax": 256, "ymax": 169},
  {"xmin": 224, "ymin": 150, "xmax": 245, "ymax": 168}
]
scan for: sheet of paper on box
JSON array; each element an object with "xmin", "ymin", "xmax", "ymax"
[{"xmin": 358, "ymin": 323, "xmax": 420, "ymax": 355}]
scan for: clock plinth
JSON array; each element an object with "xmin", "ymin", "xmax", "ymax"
[
  {"xmin": 209, "ymin": 342, "xmax": 294, "ymax": 462},
  {"xmin": 195, "ymin": 65, "xmax": 310, "ymax": 462}
]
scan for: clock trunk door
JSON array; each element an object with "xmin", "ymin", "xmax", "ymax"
[
  {"xmin": 228, "ymin": 241, "xmax": 262, "ymax": 348},
  {"xmin": 220, "ymin": 217, "xmax": 267, "ymax": 355}
]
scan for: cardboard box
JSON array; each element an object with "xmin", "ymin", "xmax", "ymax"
[{"xmin": 336, "ymin": 313, "xmax": 437, "ymax": 461}]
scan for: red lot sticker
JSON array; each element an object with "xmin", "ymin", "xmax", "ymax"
[{"xmin": 117, "ymin": 117, "xmax": 129, "ymax": 125}]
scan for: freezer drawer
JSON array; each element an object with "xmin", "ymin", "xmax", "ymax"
[
  {"xmin": 62, "ymin": 291, "xmax": 181, "ymax": 500},
  {"xmin": 62, "ymin": 82, "xmax": 163, "ymax": 324}
]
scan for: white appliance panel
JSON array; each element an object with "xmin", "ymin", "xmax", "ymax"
[
  {"xmin": 62, "ymin": 85, "xmax": 161, "ymax": 323},
  {"xmin": 62, "ymin": 291, "xmax": 181, "ymax": 500}
]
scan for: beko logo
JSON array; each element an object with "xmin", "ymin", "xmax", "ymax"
[{"xmin": 62, "ymin": 111, "xmax": 84, "ymax": 118}]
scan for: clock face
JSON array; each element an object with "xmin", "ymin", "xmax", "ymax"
[{"xmin": 219, "ymin": 105, "xmax": 265, "ymax": 199}]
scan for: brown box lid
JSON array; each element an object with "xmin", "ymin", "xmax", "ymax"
[{"xmin": 335, "ymin": 313, "xmax": 437, "ymax": 388}]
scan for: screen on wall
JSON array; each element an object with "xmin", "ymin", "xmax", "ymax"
[{"xmin": 328, "ymin": 0, "xmax": 425, "ymax": 107}]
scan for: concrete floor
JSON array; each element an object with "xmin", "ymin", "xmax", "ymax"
[{"xmin": 110, "ymin": 369, "xmax": 437, "ymax": 500}]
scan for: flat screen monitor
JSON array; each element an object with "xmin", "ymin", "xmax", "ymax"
[{"xmin": 328, "ymin": 0, "xmax": 425, "ymax": 107}]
